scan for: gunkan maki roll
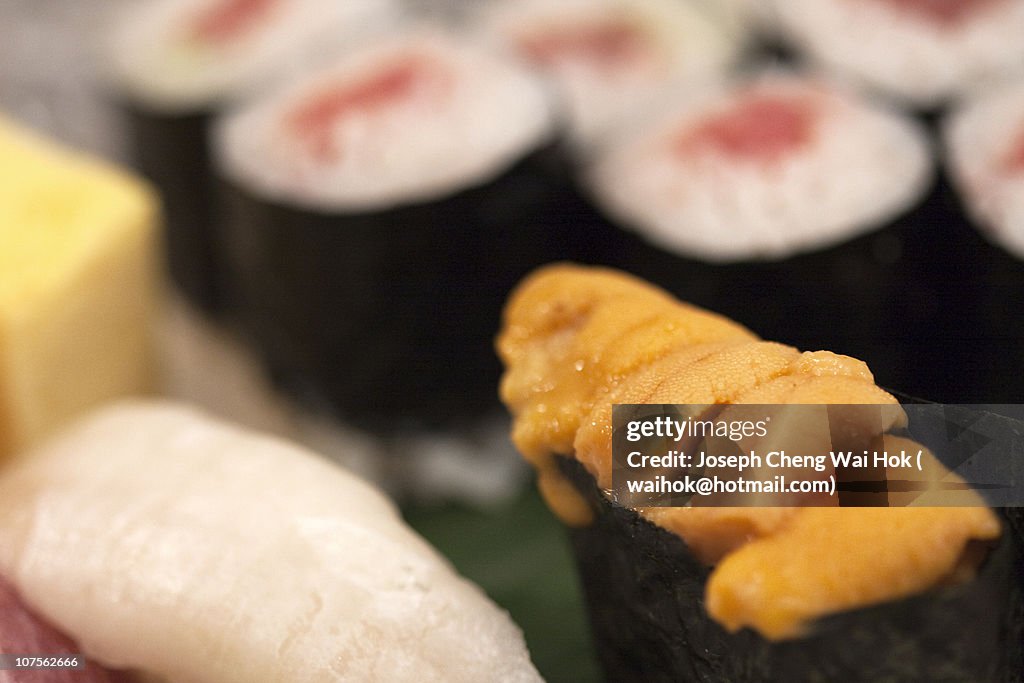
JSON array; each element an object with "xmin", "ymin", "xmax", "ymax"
[
  {"xmin": 944, "ymin": 80, "xmax": 1024, "ymax": 402},
  {"xmin": 104, "ymin": 0, "xmax": 399, "ymax": 312},
  {"xmin": 214, "ymin": 26, "xmax": 575, "ymax": 434},
  {"xmin": 474, "ymin": 0, "xmax": 750, "ymax": 145},
  {"xmin": 768, "ymin": 0, "xmax": 1024, "ymax": 109},
  {"xmin": 496, "ymin": 264, "xmax": 1022, "ymax": 683},
  {"xmin": 583, "ymin": 69, "xmax": 939, "ymax": 395}
]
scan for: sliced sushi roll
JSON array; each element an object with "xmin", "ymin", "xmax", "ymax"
[
  {"xmin": 213, "ymin": 26, "xmax": 576, "ymax": 434},
  {"xmin": 475, "ymin": 0, "xmax": 749, "ymax": 145},
  {"xmin": 588, "ymin": 71, "xmax": 931, "ymax": 262},
  {"xmin": 584, "ymin": 70, "xmax": 939, "ymax": 395},
  {"xmin": 945, "ymin": 80, "xmax": 1024, "ymax": 402},
  {"xmin": 768, "ymin": 0, "xmax": 1024, "ymax": 109},
  {"xmin": 105, "ymin": 0, "xmax": 400, "ymax": 312},
  {"xmin": 0, "ymin": 402, "xmax": 542, "ymax": 683},
  {"xmin": 497, "ymin": 264, "xmax": 1020, "ymax": 683}
]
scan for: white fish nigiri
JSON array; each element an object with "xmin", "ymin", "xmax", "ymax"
[{"xmin": 0, "ymin": 402, "xmax": 541, "ymax": 683}]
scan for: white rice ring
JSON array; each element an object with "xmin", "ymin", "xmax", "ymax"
[
  {"xmin": 586, "ymin": 70, "xmax": 933, "ymax": 262},
  {"xmin": 769, "ymin": 0, "xmax": 1024, "ymax": 106},
  {"xmin": 215, "ymin": 27, "xmax": 556, "ymax": 211},
  {"xmin": 945, "ymin": 80, "xmax": 1024, "ymax": 259}
]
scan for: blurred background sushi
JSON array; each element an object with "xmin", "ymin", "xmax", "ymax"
[
  {"xmin": 768, "ymin": 0, "xmax": 1024, "ymax": 110},
  {"xmin": 3, "ymin": 0, "xmax": 1024, "ymax": 681},
  {"xmin": 944, "ymin": 78, "xmax": 1024, "ymax": 409},
  {"xmin": 105, "ymin": 0, "xmax": 401, "ymax": 314},
  {"xmin": 580, "ymin": 69, "xmax": 936, "ymax": 395},
  {"xmin": 213, "ymin": 25, "xmax": 566, "ymax": 436},
  {"xmin": 473, "ymin": 0, "xmax": 751, "ymax": 145}
]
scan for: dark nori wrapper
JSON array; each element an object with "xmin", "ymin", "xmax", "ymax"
[
  {"xmin": 976, "ymin": 249, "xmax": 1024, "ymax": 403},
  {"xmin": 557, "ymin": 455, "xmax": 1024, "ymax": 683},
  {"xmin": 121, "ymin": 103, "xmax": 225, "ymax": 314},
  {"xmin": 219, "ymin": 140, "xmax": 622, "ymax": 434},
  {"xmin": 587, "ymin": 168, "xmax": 993, "ymax": 403},
  {"xmin": 928, "ymin": 156, "xmax": 1024, "ymax": 404},
  {"xmin": 879, "ymin": 167, "xmax": 997, "ymax": 403}
]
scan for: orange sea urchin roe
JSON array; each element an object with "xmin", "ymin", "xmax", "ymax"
[
  {"xmin": 859, "ymin": 0, "xmax": 1007, "ymax": 27},
  {"xmin": 496, "ymin": 263, "xmax": 1000, "ymax": 639},
  {"xmin": 497, "ymin": 265, "xmax": 753, "ymax": 523},
  {"xmin": 707, "ymin": 501, "xmax": 1000, "ymax": 639}
]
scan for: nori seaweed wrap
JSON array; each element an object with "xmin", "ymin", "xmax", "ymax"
[
  {"xmin": 944, "ymin": 80, "xmax": 1024, "ymax": 404},
  {"xmin": 120, "ymin": 108, "xmax": 219, "ymax": 311},
  {"xmin": 214, "ymin": 27, "xmax": 595, "ymax": 434},
  {"xmin": 104, "ymin": 0, "xmax": 399, "ymax": 313}
]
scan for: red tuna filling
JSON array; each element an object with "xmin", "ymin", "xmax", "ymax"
[
  {"xmin": 857, "ymin": 0, "xmax": 1006, "ymax": 27},
  {"xmin": 187, "ymin": 0, "xmax": 279, "ymax": 44},
  {"xmin": 285, "ymin": 57, "xmax": 450, "ymax": 162},
  {"xmin": 0, "ymin": 577, "xmax": 133, "ymax": 683},
  {"xmin": 518, "ymin": 18, "xmax": 646, "ymax": 70},
  {"xmin": 674, "ymin": 94, "xmax": 819, "ymax": 164},
  {"xmin": 1000, "ymin": 126, "xmax": 1024, "ymax": 175}
]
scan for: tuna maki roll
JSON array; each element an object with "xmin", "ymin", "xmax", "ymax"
[
  {"xmin": 588, "ymin": 71, "xmax": 930, "ymax": 261},
  {"xmin": 475, "ymin": 0, "xmax": 749, "ymax": 145},
  {"xmin": 768, "ymin": 0, "xmax": 1024, "ymax": 109},
  {"xmin": 945, "ymin": 80, "xmax": 1024, "ymax": 402},
  {"xmin": 583, "ymin": 70, "xmax": 940, "ymax": 396},
  {"xmin": 105, "ymin": 0, "xmax": 399, "ymax": 312},
  {"xmin": 214, "ymin": 26, "xmax": 571, "ymax": 434},
  {"xmin": 497, "ymin": 264, "xmax": 1020, "ymax": 683}
]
